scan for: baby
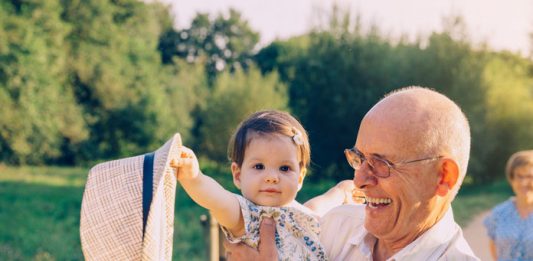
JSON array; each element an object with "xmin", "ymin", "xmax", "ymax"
[{"xmin": 172, "ymin": 110, "xmax": 352, "ymax": 260}]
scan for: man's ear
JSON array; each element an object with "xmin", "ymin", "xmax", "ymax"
[
  {"xmin": 436, "ymin": 158, "xmax": 459, "ymax": 196},
  {"xmin": 231, "ymin": 162, "xmax": 242, "ymax": 189},
  {"xmin": 297, "ymin": 168, "xmax": 307, "ymax": 191}
]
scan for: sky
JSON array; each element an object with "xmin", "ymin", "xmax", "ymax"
[{"xmin": 166, "ymin": 0, "xmax": 532, "ymax": 56}]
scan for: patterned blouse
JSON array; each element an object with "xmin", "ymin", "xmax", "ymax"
[
  {"xmin": 221, "ymin": 194, "xmax": 327, "ymax": 261},
  {"xmin": 484, "ymin": 198, "xmax": 533, "ymax": 261}
]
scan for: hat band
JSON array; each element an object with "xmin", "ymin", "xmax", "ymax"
[{"xmin": 142, "ymin": 152, "xmax": 155, "ymax": 238}]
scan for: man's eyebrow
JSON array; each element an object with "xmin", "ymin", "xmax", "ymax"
[
  {"xmin": 369, "ymin": 152, "xmax": 389, "ymax": 161},
  {"xmin": 355, "ymin": 147, "xmax": 389, "ymax": 160}
]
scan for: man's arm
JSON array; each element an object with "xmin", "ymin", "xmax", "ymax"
[
  {"xmin": 223, "ymin": 217, "xmax": 278, "ymax": 261},
  {"xmin": 172, "ymin": 147, "xmax": 243, "ymax": 235}
]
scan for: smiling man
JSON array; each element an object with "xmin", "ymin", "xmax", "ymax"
[
  {"xmin": 224, "ymin": 86, "xmax": 480, "ymax": 260},
  {"xmin": 319, "ymin": 86, "xmax": 478, "ymax": 260}
]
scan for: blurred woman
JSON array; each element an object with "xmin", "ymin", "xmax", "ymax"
[{"xmin": 484, "ymin": 150, "xmax": 533, "ymax": 260}]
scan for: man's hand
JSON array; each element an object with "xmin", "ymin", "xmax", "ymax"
[
  {"xmin": 223, "ymin": 217, "xmax": 278, "ymax": 261},
  {"xmin": 170, "ymin": 146, "xmax": 200, "ymax": 181}
]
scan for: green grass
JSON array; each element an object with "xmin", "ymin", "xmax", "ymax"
[
  {"xmin": 0, "ymin": 166, "xmax": 86, "ymax": 261},
  {"xmin": 452, "ymin": 180, "xmax": 513, "ymax": 226},
  {"xmin": 0, "ymin": 165, "xmax": 512, "ymax": 260},
  {"xmin": 0, "ymin": 165, "xmax": 218, "ymax": 261},
  {"xmin": 0, "ymin": 165, "xmax": 335, "ymax": 261}
]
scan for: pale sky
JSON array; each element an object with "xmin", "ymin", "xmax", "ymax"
[{"xmin": 167, "ymin": 0, "xmax": 532, "ymax": 56}]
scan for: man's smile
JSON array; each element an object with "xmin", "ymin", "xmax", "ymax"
[{"xmin": 365, "ymin": 196, "xmax": 393, "ymax": 208}]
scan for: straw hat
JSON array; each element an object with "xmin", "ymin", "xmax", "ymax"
[{"xmin": 80, "ymin": 133, "xmax": 182, "ymax": 260}]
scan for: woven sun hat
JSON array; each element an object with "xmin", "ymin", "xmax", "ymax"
[{"xmin": 80, "ymin": 133, "xmax": 182, "ymax": 261}]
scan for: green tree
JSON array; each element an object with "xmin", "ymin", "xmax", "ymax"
[
  {"xmin": 0, "ymin": 0, "xmax": 87, "ymax": 164},
  {"xmin": 479, "ymin": 54, "xmax": 533, "ymax": 182},
  {"xmin": 196, "ymin": 67, "xmax": 288, "ymax": 161},
  {"xmin": 158, "ymin": 9, "xmax": 259, "ymax": 80},
  {"xmin": 262, "ymin": 10, "xmax": 530, "ymax": 184},
  {"xmin": 0, "ymin": 0, "xmax": 208, "ymax": 164},
  {"xmin": 61, "ymin": 0, "xmax": 200, "ymax": 161},
  {"xmin": 254, "ymin": 36, "xmax": 310, "ymax": 82}
]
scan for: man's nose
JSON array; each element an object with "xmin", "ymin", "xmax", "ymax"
[
  {"xmin": 265, "ymin": 171, "xmax": 279, "ymax": 183},
  {"xmin": 354, "ymin": 162, "xmax": 376, "ymax": 189}
]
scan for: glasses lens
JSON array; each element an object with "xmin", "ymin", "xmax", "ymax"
[
  {"xmin": 345, "ymin": 148, "xmax": 392, "ymax": 178},
  {"xmin": 368, "ymin": 157, "xmax": 391, "ymax": 178},
  {"xmin": 345, "ymin": 149, "xmax": 361, "ymax": 169}
]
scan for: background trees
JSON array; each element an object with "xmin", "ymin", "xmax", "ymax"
[
  {"xmin": 158, "ymin": 8, "xmax": 259, "ymax": 82},
  {"xmin": 195, "ymin": 68, "xmax": 288, "ymax": 161},
  {"xmin": 0, "ymin": 1, "xmax": 87, "ymax": 164},
  {"xmin": 1, "ymin": 0, "xmax": 532, "ymax": 184}
]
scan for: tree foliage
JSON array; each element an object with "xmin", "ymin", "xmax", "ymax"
[
  {"xmin": 1, "ymin": 2, "xmax": 532, "ymax": 184},
  {"xmin": 0, "ymin": 0, "xmax": 87, "ymax": 164},
  {"xmin": 158, "ymin": 9, "xmax": 259, "ymax": 80},
  {"xmin": 195, "ymin": 67, "xmax": 288, "ymax": 161},
  {"xmin": 478, "ymin": 54, "xmax": 533, "ymax": 182},
  {"xmin": 0, "ymin": 0, "xmax": 203, "ymax": 164},
  {"xmin": 256, "ymin": 11, "xmax": 533, "ymax": 183}
]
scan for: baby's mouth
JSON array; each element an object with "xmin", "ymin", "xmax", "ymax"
[{"xmin": 260, "ymin": 188, "xmax": 281, "ymax": 193}]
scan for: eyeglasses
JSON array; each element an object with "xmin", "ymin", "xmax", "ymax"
[{"xmin": 344, "ymin": 147, "xmax": 443, "ymax": 178}]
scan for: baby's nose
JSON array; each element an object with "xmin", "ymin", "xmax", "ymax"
[{"xmin": 265, "ymin": 173, "xmax": 279, "ymax": 183}]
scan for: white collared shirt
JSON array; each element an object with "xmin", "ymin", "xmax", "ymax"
[{"xmin": 319, "ymin": 204, "xmax": 480, "ymax": 261}]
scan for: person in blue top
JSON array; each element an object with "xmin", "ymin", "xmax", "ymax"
[{"xmin": 484, "ymin": 150, "xmax": 533, "ymax": 261}]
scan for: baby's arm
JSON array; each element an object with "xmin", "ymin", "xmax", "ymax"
[
  {"xmin": 303, "ymin": 180, "xmax": 357, "ymax": 217},
  {"xmin": 171, "ymin": 147, "xmax": 244, "ymax": 236}
]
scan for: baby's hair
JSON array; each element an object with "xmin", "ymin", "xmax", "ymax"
[{"xmin": 228, "ymin": 110, "xmax": 310, "ymax": 169}]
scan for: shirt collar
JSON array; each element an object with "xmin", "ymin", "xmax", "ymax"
[{"xmin": 393, "ymin": 206, "xmax": 458, "ymax": 259}]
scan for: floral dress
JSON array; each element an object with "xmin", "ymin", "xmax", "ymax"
[
  {"xmin": 221, "ymin": 194, "xmax": 327, "ymax": 261},
  {"xmin": 484, "ymin": 198, "xmax": 533, "ymax": 261}
]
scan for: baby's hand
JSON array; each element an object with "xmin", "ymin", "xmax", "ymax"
[{"xmin": 170, "ymin": 146, "xmax": 200, "ymax": 181}]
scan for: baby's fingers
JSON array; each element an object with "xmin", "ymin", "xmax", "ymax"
[
  {"xmin": 180, "ymin": 151, "xmax": 191, "ymax": 159},
  {"xmin": 179, "ymin": 147, "xmax": 197, "ymax": 159},
  {"xmin": 170, "ymin": 159, "xmax": 181, "ymax": 168},
  {"xmin": 178, "ymin": 157, "xmax": 196, "ymax": 168},
  {"xmin": 170, "ymin": 147, "xmax": 194, "ymax": 169}
]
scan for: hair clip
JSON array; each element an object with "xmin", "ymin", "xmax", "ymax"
[{"xmin": 292, "ymin": 128, "xmax": 304, "ymax": 145}]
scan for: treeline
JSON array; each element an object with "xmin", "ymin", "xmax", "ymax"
[{"xmin": 1, "ymin": 1, "xmax": 532, "ymax": 183}]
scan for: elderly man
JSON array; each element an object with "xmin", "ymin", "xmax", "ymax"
[{"xmin": 225, "ymin": 86, "xmax": 479, "ymax": 260}]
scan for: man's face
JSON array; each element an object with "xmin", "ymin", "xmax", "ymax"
[{"xmin": 353, "ymin": 116, "xmax": 441, "ymax": 242}]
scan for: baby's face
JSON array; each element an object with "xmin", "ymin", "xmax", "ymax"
[{"xmin": 231, "ymin": 134, "xmax": 305, "ymax": 207}]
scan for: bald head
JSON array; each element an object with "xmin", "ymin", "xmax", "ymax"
[{"xmin": 365, "ymin": 86, "xmax": 471, "ymax": 195}]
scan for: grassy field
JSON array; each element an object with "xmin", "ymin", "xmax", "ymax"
[{"xmin": 0, "ymin": 165, "xmax": 512, "ymax": 260}]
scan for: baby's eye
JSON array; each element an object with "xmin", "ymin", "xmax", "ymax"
[
  {"xmin": 279, "ymin": 165, "xmax": 291, "ymax": 172},
  {"xmin": 253, "ymin": 164, "xmax": 265, "ymax": 170}
]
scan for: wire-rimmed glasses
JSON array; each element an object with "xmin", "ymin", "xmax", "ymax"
[{"xmin": 344, "ymin": 147, "xmax": 443, "ymax": 178}]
